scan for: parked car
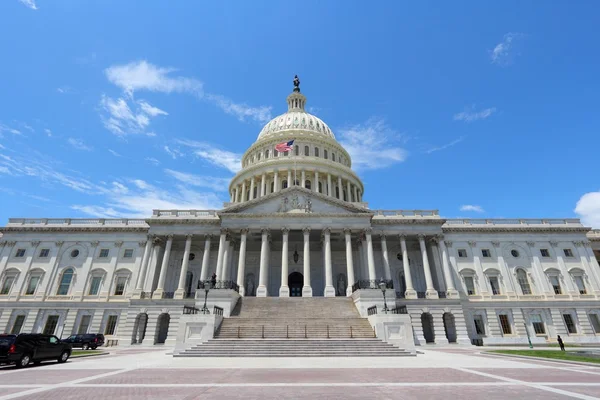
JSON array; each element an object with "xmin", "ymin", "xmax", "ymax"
[
  {"xmin": 0, "ymin": 334, "xmax": 72, "ymax": 368},
  {"xmin": 62, "ymin": 334, "xmax": 105, "ymax": 350}
]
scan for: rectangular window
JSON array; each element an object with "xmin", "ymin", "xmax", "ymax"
[
  {"xmin": 114, "ymin": 277, "xmax": 127, "ymax": 296},
  {"xmin": 489, "ymin": 277, "xmax": 501, "ymax": 295},
  {"xmin": 99, "ymin": 249, "xmax": 109, "ymax": 258},
  {"xmin": 105, "ymin": 315, "xmax": 118, "ymax": 335},
  {"xmin": 563, "ymin": 249, "xmax": 574, "ymax": 257},
  {"xmin": 88, "ymin": 276, "xmax": 103, "ymax": 296},
  {"xmin": 458, "ymin": 249, "xmax": 467, "ymax": 258},
  {"xmin": 530, "ymin": 314, "xmax": 546, "ymax": 334},
  {"xmin": 499, "ymin": 314, "xmax": 512, "ymax": 335},
  {"xmin": 15, "ymin": 249, "xmax": 25, "ymax": 258},
  {"xmin": 77, "ymin": 315, "xmax": 91, "ymax": 334},
  {"xmin": 123, "ymin": 249, "xmax": 134, "ymax": 258},
  {"xmin": 464, "ymin": 276, "xmax": 476, "ymax": 295},
  {"xmin": 589, "ymin": 314, "xmax": 600, "ymax": 334},
  {"xmin": 481, "ymin": 249, "xmax": 491, "ymax": 258},
  {"xmin": 473, "ymin": 315, "xmax": 485, "ymax": 335},
  {"xmin": 549, "ymin": 276, "xmax": 562, "ymax": 294},
  {"xmin": 43, "ymin": 315, "xmax": 60, "ymax": 335},
  {"xmin": 1, "ymin": 276, "xmax": 15, "ymax": 295},
  {"xmin": 25, "ymin": 275, "xmax": 41, "ymax": 295},
  {"xmin": 39, "ymin": 249, "xmax": 50, "ymax": 258},
  {"xmin": 540, "ymin": 249, "xmax": 550, "ymax": 257},
  {"xmin": 563, "ymin": 314, "xmax": 577, "ymax": 334},
  {"xmin": 573, "ymin": 275, "xmax": 586, "ymax": 294},
  {"xmin": 11, "ymin": 315, "xmax": 26, "ymax": 334}
]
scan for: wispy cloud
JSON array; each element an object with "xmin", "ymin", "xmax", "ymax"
[
  {"xmin": 18, "ymin": 0, "xmax": 37, "ymax": 10},
  {"xmin": 44, "ymin": 129, "xmax": 52, "ymax": 137},
  {"xmin": 426, "ymin": 136, "xmax": 466, "ymax": 154},
  {"xmin": 575, "ymin": 190, "xmax": 600, "ymax": 228},
  {"xmin": 164, "ymin": 169, "xmax": 230, "ymax": 192},
  {"xmin": 490, "ymin": 33, "xmax": 524, "ymax": 66},
  {"xmin": 108, "ymin": 149, "xmax": 121, "ymax": 157},
  {"xmin": 0, "ymin": 123, "xmax": 22, "ymax": 136},
  {"xmin": 454, "ymin": 106, "xmax": 497, "ymax": 123},
  {"xmin": 176, "ymin": 139, "xmax": 242, "ymax": 173},
  {"xmin": 164, "ymin": 145, "xmax": 185, "ymax": 160},
  {"xmin": 99, "ymin": 95, "xmax": 167, "ymax": 136},
  {"xmin": 67, "ymin": 138, "xmax": 93, "ymax": 151},
  {"xmin": 460, "ymin": 205, "xmax": 485, "ymax": 213},
  {"xmin": 205, "ymin": 94, "xmax": 272, "ymax": 124},
  {"xmin": 337, "ymin": 118, "xmax": 408, "ymax": 170},
  {"xmin": 145, "ymin": 157, "xmax": 160, "ymax": 166}
]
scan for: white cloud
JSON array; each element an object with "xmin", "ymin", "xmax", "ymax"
[
  {"xmin": 0, "ymin": 123, "xmax": 22, "ymax": 136},
  {"xmin": 460, "ymin": 205, "xmax": 485, "ymax": 213},
  {"xmin": 337, "ymin": 118, "xmax": 408, "ymax": 170},
  {"xmin": 490, "ymin": 33, "xmax": 524, "ymax": 66},
  {"xmin": 18, "ymin": 0, "xmax": 37, "ymax": 10},
  {"xmin": 454, "ymin": 106, "xmax": 497, "ymax": 122},
  {"xmin": 164, "ymin": 145, "xmax": 184, "ymax": 160},
  {"xmin": 145, "ymin": 157, "xmax": 160, "ymax": 166},
  {"xmin": 67, "ymin": 138, "xmax": 93, "ymax": 151},
  {"xmin": 99, "ymin": 95, "xmax": 167, "ymax": 136},
  {"xmin": 176, "ymin": 139, "xmax": 242, "ymax": 173},
  {"xmin": 426, "ymin": 136, "xmax": 466, "ymax": 154},
  {"xmin": 108, "ymin": 149, "xmax": 121, "ymax": 157},
  {"xmin": 164, "ymin": 169, "xmax": 230, "ymax": 192},
  {"xmin": 575, "ymin": 191, "xmax": 600, "ymax": 228},
  {"xmin": 205, "ymin": 94, "xmax": 272, "ymax": 124},
  {"xmin": 139, "ymin": 101, "xmax": 168, "ymax": 117},
  {"xmin": 44, "ymin": 129, "xmax": 52, "ymax": 137}
]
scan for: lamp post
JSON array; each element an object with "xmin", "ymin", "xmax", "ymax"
[
  {"xmin": 201, "ymin": 280, "xmax": 211, "ymax": 314},
  {"xmin": 524, "ymin": 322, "xmax": 533, "ymax": 349},
  {"xmin": 379, "ymin": 278, "xmax": 389, "ymax": 314}
]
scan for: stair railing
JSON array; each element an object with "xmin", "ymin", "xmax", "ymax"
[
  {"xmin": 304, "ymin": 325, "xmax": 307, "ymax": 339},
  {"xmin": 261, "ymin": 325, "xmax": 265, "ymax": 339},
  {"xmin": 350, "ymin": 326, "xmax": 353, "ymax": 339},
  {"xmin": 286, "ymin": 325, "xmax": 289, "ymax": 339},
  {"xmin": 237, "ymin": 326, "xmax": 240, "ymax": 339},
  {"xmin": 327, "ymin": 325, "xmax": 330, "ymax": 339}
]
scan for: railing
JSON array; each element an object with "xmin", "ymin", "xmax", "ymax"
[
  {"xmin": 367, "ymin": 305, "xmax": 378, "ymax": 316},
  {"xmin": 391, "ymin": 306, "xmax": 408, "ymax": 314},
  {"xmin": 152, "ymin": 209, "xmax": 219, "ymax": 217},
  {"xmin": 437, "ymin": 291, "xmax": 447, "ymax": 299},
  {"xmin": 372, "ymin": 210, "xmax": 439, "ymax": 217},
  {"xmin": 161, "ymin": 292, "xmax": 175, "ymax": 299},
  {"xmin": 444, "ymin": 218, "xmax": 582, "ymax": 227},
  {"xmin": 396, "ymin": 291, "xmax": 405, "ymax": 299},
  {"xmin": 183, "ymin": 305, "xmax": 200, "ymax": 315},
  {"xmin": 416, "ymin": 292, "xmax": 426, "ymax": 299},
  {"xmin": 213, "ymin": 306, "xmax": 224, "ymax": 316},
  {"xmin": 7, "ymin": 218, "xmax": 148, "ymax": 226},
  {"xmin": 140, "ymin": 292, "xmax": 152, "ymax": 299},
  {"xmin": 227, "ymin": 325, "xmax": 376, "ymax": 339},
  {"xmin": 199, "ymin": 280, "xmax": 240, "ymax": 292},
  {"xmin": 351, "ymin": 279, "xmax": 394, "ymax": 292}
]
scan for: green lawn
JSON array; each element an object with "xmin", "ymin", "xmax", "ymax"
[
  {"xmin": 489, "ymin": 350, "xmax": 600, "ymax": 364},
  {"xmin": 71, "ymin": 350, "xmax": 107, "ymax": 358}
]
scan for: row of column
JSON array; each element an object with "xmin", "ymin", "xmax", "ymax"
[{"xmin": 230, "ymin": 170, "xmax": 363, "ymax": 203}]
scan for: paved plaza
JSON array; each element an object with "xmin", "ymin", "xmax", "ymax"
[{"xmin": 1, "ymin": 347, "xmax": 600, "ymax": 399}]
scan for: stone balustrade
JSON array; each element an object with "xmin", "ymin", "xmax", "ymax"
[{"xmin": 7, "ymin": 218, "xmax": 148, "ymax": 226}]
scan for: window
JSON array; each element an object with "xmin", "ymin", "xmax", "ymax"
[
  {"xmin": 305, "ymin": 180, "xmax": 311, "ymax": 190},
  {"xmin": 295, "ymin": 146, "xmax": 299, "ymax": 156},
  {"xmin": 458, "ymin": 249, "xmax": 467, "ymax": 258},
  {"xmin": 282, "ymin": 180, "xmax": 288, "ymax": 189},
  {"xmin": 530, "ymin": 314, "xmax": 546, "ymax": 334},
  {"xmin": 123, "ymin": 249, "xmax": 133, "ymax": 258},
  {"xmin": 15, "ymin": 249, "xmax": 25, "ymax": 258},
  {"xmin": 274, "ymin": 149, "xmax": 279, "ymax": 157},
  {"xmin": 189, "ymin": 253, "xmax": 196, "ymax": 261},
  {"xmin": 573, "ymin": 275, "xmax": 586, "ymax": 295},
  {"xmin": 105, "ymin": 315, "xmax": 118, "ymax": 335},
  {"xmin": 253, "ymin": 186, "xmax": 258, "ymax": 198},
  {"xmin": 499, "ymin": 314, "xmax": 512, "ymax": 335},
  {"xmin": 563, "ymin": 249, "xmax": 574, "ymax": 257},
  {"xmin": 99, "ymin": 249, "xmax": 109, "ymax": 258},
  {"xmin": 511, "ymin": 249, "xmax": 520, "ymax": 258},
  {"xmin": 516, "ymin": 269, "xmax": 532, "ymax": 295},
  {"xmin": 25, "ymin": 275, "xmax": 41, "ymax": 295},
  {"xmin": 324, "ymin": 149, "xmax": 328, "ymax": 159},
  {"xmin": 464, "ymin": 276, "xmax": 476, "ymax": 295},
  {"xmin": 481, "ymin": 249, "xmax": 491, "ymax": 258},
  {"xmin": 88, "ymin": 276, "xmax": 103, "ymax": 295},
  {"xmin": 563, "ymin": 314, "xmax": 577, "ymax": 334},
  {"xmin": 57, "ymin": 268, "xmax": 74, "ymax": 295},
  {"xmin": 265, "ymin": 149, "xmax": 269, "ymax": 159},
  {"xmin": 70, "ymin": 249, "xmax": 80, "ymax": 258},
  {"xmin": 283, "ymin": 151, "xmax": 288, "ymax": 156},
  {"xmin": 1, "ymin": 275, "xmax": 16, "ymax": 295},
  {"xmin": 43, "ymin": 315, "xmax": 59, "ymax": 335},
  {"xmin": 11, "ymin": 315, "xmax": 25, "ymax": 334},
  {"xmin": 540, "ymin": 249, "xmax": 550, "ymax": 257},
  {"xmin": 332, "ymin": 153, "xmax": 336, "ymax": 162},
  {"xmin": 489, "ymin": 277, "xmax": 501, "ymax": 295},
  {"xmin": 39, "ymin": 249, "xmax": 50, "ymax": 258},
  {"xmin": 314, "ymin": 147, "xmax": 319, "ymax": 157},
  {"xmin": 78, "ymin": 315, "xmax": 91, "ymax": 334},
  {"xmin": 589, "ymin": 314, "xmax": 600, "ymax": 334},
  {"xmin": 304, "ymin": 146, "xmax": 309, "ymax": 156},
  {"xmin": 473, "ymin": 315, "xmax": 485, "ymax": 335},
  {"xmin": 549, "ymin": 275, "xmax": 562, "ymax": 294},
  {"xmin": 114, "ymin": 277, "xmax": 128, "ymax": 296},
  {"xmin": 257, "ymin": 152, "xmax": 261, "ymax": 161}
]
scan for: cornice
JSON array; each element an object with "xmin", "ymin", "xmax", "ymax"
[
  {"xmin": 146, "ymin": 219, "xmax": 221, "ymax": 226},
  {"xmin": 0, "ymin": 227, "xmax": 149, "ymax": 233},
  {"xmin": 442, "ymin": 226, "xmax": 590, "ymax": 234},
  {"xmin": 222, "ymin": 212, "xmax": 372, "ymax": 219},
  {"xmin": 372, "ymin": 219, "xmax": 446, "ymax": 226}
]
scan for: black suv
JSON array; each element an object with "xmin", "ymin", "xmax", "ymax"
[
  {"xmin": 0, "ymin": 334, "xmax": 72, "ymax": 368},
  {"xmin": 62, "ymin": 334, "xmax": 105, "ymax": 350}
]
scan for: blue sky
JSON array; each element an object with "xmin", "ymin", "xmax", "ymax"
[{"xmin": 1, "ymin": 1, "xmax": 600, "ymax": 227}]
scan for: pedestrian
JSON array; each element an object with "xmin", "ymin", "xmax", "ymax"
[
  {"xmin": 557, "ymin": 335, "xmax": 565, "ymax": 351},
  {"xmin": 211, "ymin": 272, "xmax": 217, "ymax": 288}
]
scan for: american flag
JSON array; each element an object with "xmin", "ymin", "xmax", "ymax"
[{"xmin": 275, "ymin": 139, "xmax": 294, "ymax": 153}]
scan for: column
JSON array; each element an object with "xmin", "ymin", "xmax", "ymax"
[
  {"xmin": 261, "ymin": 173, "xmax": 266, "ymax": 197},
  {"xmin": 233, "ymin": 187, "xmax": 238, "ymax": 203},
  {"xmin": 302, "ymin": 227, "xmax": 313, "ymax": 296},
  {"xmin": 337, "ymin": 176, "xmax": 343, "ymax": 199},
  {"xmin": 257, "ymin": 229, "xmax": 270, "ymax": 297},
  {"xmin": 361, "ymin": 239, "xmax": 369, "ymax": 280},
  {"xmin": 324, "ymin": 228, "xmax": 335, "ymax": 296},
  {"xmin": 230, "ymin": 191, "xmax": 234, "ymax": 202},
  {"xmin": 214, "ymin": 229, "xmax": 227, "ymax": 281},
  {"xmin": 274, "ymin": 171, "xmax": 279, "ymax": 192},
  {"xmin": 400, "ymin": 234, "xmax": 417, "ymax": 298},
  {"xmin": 364, "ymin": 229, "xmax": 377, "ymax": 287},
  {"xmin": 583, "ymin": 243, "xmax": 600, "ymax": 292},
  {"xmin": 241, "ymin": 181, "xmax": 246, "ymax": 202},
  {"xmin": 380, "ymin": 234, "xmax": 391, "ymax": 281},
  {"xmin": 315, "ymin": 171, "xmax": 320, "ymax": 193},
  {"xmin": 344, "ymin": 229, "xmax": 355, "ymax": 296},
  {"xmin": 249, "ymin": 177, "xmax": 255, "ymax": 200},
  {"xmin": 199, "ymin": 234, "xmax": 212, "ymax": 282},
  {"xmin": 135, "ymin": 237, "xmax": 153, "ymax": 292},
  {"xmin": 175, "ymin": 234, "xmax": 193, "ymax": 299},
  {"xmin": 419, "ymin": 234, "xmax": 438, "ymax": 299},
  {"xmin": 221, "ymin": 235, "xmax": 231, "ymax": 281},
  {"xmin": 301, "ymin": 170, "xmax": 306, "ymax": 188},
  {"xmin": 144, "ymin": 238, "xmax": 162, "ymax": 292},
  {"xmin": 153, "ymin": 234, "xmax": 173, "ymax": 298},
  {"xmin": 327, "ymin": 173, "xmax": 332, "ymax": 197},
  {"xmin": 236, "ymin": 229, "xmax": 248, "ymax": 296},
  {"xmin": 438, "ymin": 237, "xmax": 459, "ymax": 298},
  {"xmin": 279, "ymin": 228, "xmax": 290, "ymax": 297},
  {"xmin": 493, "ymin": 241, "xmax": 517, "ymax": 297},
  {"xmin": 287, "ymin": 169, "xmax": 292, "ymax": 187},
  {"xmin": 347, "ymin": 181, "xmax": 352, "ymax": 202},
  {"xmin": 353, "ymin": 186, "xmax": 358, "ymax": 203}
]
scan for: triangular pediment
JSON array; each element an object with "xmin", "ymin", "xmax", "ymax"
[{"xmin": 220, "ymin": 187, "xmax": 371, "ymax": 216}]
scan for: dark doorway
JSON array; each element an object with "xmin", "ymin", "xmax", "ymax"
[{"xmin": 288, "ymin": 272, "xmax": 304, "ymax": 297}]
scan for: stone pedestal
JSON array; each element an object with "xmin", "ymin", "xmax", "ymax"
[
  {"xmin": 173, "ymin": 313, "xmax": 222, "ymax": 354},
  {"xmin": 302, "ymin": 286, "xmax": 313, "ymax": 297},
  {"xmin": 279, "ymin": 286, "xmax": 290, "ymax": 297},
  {"xmin": 367, "ymin": 314, "xmax": 417, "ymax": 355}
]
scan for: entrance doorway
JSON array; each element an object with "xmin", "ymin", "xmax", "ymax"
[{"xmin": 288, "ymin": 272, "xmax": 304, "ymax": 297}]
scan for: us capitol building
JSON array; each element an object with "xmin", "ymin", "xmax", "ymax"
[{"xmin": 1, "ymin": 78, "xmax": 600, "ymax": 351}]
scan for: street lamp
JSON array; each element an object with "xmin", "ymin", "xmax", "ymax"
[
  {"xmin": 379, "ymin": 278, "xmax": 389, "ymax": 314},
  {"xmin": 201, "ymin": 279, "xmax": 211, "ymax": 314}
]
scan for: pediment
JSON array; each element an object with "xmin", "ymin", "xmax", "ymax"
[{"xmin": 220, "ymin": 187, "xmax": 371, "ymax": 216}]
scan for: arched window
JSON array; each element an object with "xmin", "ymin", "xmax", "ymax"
[
  {"xmin": 246, "ymin": 191, "xmax": 250, "ymax": 201},
  {"xmin": 282, "ymin": 180, "xmax": 288, "ymax": 189},
  {"xmin": 315, "ymin": 147, "xmax": 319, "ymax": 157},
  {"xmin": 253, "ymin": 186, "xmax": 258, "ymax": 198},
  {"xmin": 332, "ymin": 153, "xmax": 336, "ymax": 162},
  {"xmin": 257, "ymin": 152, "xmax": 261, "ymax": 161},
  {"xmin": 304, "ymin": 146, "xmax": 309, "ymax": 156},
  {"xmin": 516, "ymin": 268, "xmax": 532, "ymax": 295},
  {"xmin": 305, "ymin": 180, "xmax": 312, "ymax": 190},
  {"xmin": 274, "ymin": 149, "xmax": 279, "ymax": 157},
  {"xmin": 324, "ymin": 150, "xmax": 328, "ymax": 159},
  {"xmin": 318, "ymin": 182, "xmax": 323, "ymax": 193},
  {"xmin": 57, "ymin": 268, "xmax": 74, "ymax": 295},
  {"xmin": 343, "ymin": 189, "xmax": 347, "ymax": 201},
  {"xmin": 295, "ymin": 146, "xmax": 299, "ymax": 156},
  {"xmin": 294, "ymin": 179, "xmax": 300, "ymax": 186},
  {"xmin": 265, "ymin": 149, "xmax": 269, "ymax": 159},
  {"xmin": 270, "ymin": 182, "xmax": 274, "ymax": 193},
  {"xmin": 335, "ymin": 186, "xmax": 340, "ymax": 198}
]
